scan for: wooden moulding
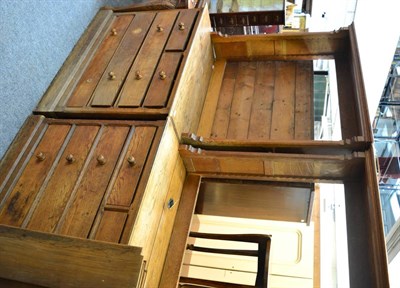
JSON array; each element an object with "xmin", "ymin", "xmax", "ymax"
[
  {"xmin": 348, "ymin": 23, "xmax": 374, "ymax": 142},
  {"xmin": 334, "ymin": 24, "xmax": 373, "ymax": 143},
  {"xmin": 128, "ymin": 118, "xmax": 187, "ymax": 287},
  {"xmin": 169, "ymin": 5, "xmax": 214, "ymax": 138},
  {"xmin": 179, "ymin": 144, "xmax": 365, "ymax": 182},
  {"xmin": 211, "ymin": 28, "xmax": 350, "ymax": 60},
  {"xmin": 0, "ymin": 225, "xmax": 142, "ymax": 288},
  {"xmin": 182, "ymin": 133, "xmax": 369, "ymax": 155},
  {"xmin": 35, "ymin": 10, "xmax": 114, "ymax": 114},
  {"xmin": 344, "ymin": 148, "xmax": 389, "ymax": 288}
]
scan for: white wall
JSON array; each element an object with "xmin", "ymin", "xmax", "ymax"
[{"xmin": 354, "ymin": 0, "xmax": 400, "ymax": 122}]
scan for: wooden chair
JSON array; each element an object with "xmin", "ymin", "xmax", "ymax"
[{"xmin": 179, "ymin": 232, "xmax": 272, "ymax": 288}]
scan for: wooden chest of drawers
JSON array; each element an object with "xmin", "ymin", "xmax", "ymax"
[
  {"xmin": 0, "ymin": 5, "xmax": 390, "ymax": 288},
  {"xmin": 0, "ymin": 6, "xmax": 215, "ymax": 287},
  {"xmin": 0, "ymin": 116, "xmax": 163, "ymax": 244},
  {"xmin": 35, "ymin": 8, "xmax": 213, "ymax": 126}
]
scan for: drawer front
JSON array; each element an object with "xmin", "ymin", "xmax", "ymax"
[
  {"xmin": 35, "ymin": 9, "xmax": 203, "ymax": 117},
  {"xmin": 143, "ymin": 52, "xmax": 182, "ymax": 107},
  {"xmin": 90, "ymin": 12, "xmax": 155, "ymax": 107},
  {"xmin": 0, "ymin": 117, "xmax": 163, "ymax": 244},
  {"xmin": 165, "ymin": 9, "xmax": 198, "ymax": 51},
  {"xmin": 118, "ymin": 10, "xmax": 179, "ymax": 107},
  {"xmin": 67, "ymin": 15, "xmax": 133, "ymax": 107}
]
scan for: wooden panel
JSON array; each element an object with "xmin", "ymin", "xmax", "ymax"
[
  {"xmin": 145, "ymin": 157, "xmax": 186, "ymax": 287},
  {"xmin": 159, "ymin": 175, "xmax": 201, "ymax": 288},
  {"xmin": 294, "ymin": 61, "xmax": 314, "ymax": 140},
  {"xmin": 196, "ymin": 181, "xmax": 312, "ymax": 223},
  {"xmin": 179, "ymin": 145, "xmax": 365, "ymax": 181},
  {"xmin": 94, "ymin": 210, "xmax": 128, "ymax": 243},
  {"xmin": 197, "ymin": 60, "xmax": 227, "ymax": 138},
  {"xmin": 106, "ymin": 126, "xmax": 156, "ymax": 207},
  {"xmin": 248, "ymin": 61, "xmax": 275, "ymax": 140},
  {"xmin": 363, "ymin": 149, "xmax": 389, "ymax": 286},
  {"xmin": 205, "ymin": 60, "xmax": 313, "ymax": 142},
  {"xmin": 169, "ymin": 6, "xmax": 214, "ymax": 137},
  {"xmin": 0, "ymin": 124, "xmax": 71, "ymax": 226},
  {"xmin": 312, "ymin": 185, "xmax": 321, "ymax": 288},
  {"xmin": 227, "ymin": 61, "xmax": 257, "ymax": 139},
  {"xmin": 336, "ymin": 56, "xmax": 361, "ymax": 140},
  {"xmin": 211, "ymin": 62, "xmax": 238, "ymax": 138},
  {"xmin": 58, "ymin": 126, "xmax": 129, "ymax": 238},
  {"xmin": 91, "ymin": 12, "xmax": 155, "ymax": 107},
  {"xmin": 166, "ymin": 9, "xmax": 198, "ymax": 51},
  {"xmin": 211, "ymin": 29, "xmax": 350, "ymax": 60},
  {"xmin": 35, "ymin": 10, "xmax": 113, "ymax": 112},
  {"xmin": 270, "ymin": 61, "xmax": 296, "ymax": 140},
  {"xmin": 143, "ymin": 52, "xmax": 182, "ymax": 107},
  {"xmin": 67, "ymin": 15, "xmax": 133, "ymax": 107},
  {"xmin": 0, "ymin": 225, "xmax": 142, "ymax": 288},
  {"xmin": 26, "ymin": 125, "xmax": 100, "ymax": 232},
  {"xmin": 118, "ymin": 10, "xmax": 179, "ymax": 107}
]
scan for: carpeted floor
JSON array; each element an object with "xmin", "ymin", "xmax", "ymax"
[{"xmin": 0, "ymin": 0, "xmax": 132, "ymax": 159}]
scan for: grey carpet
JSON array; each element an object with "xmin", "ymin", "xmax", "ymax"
[{"xmin": 0, "ymin": 0, "xmax": 132, "ymax": 159}]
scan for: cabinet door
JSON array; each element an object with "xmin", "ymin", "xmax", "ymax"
[{"xmin": 0, "ymin": 116, "xmax": 163, "ymax": 244}]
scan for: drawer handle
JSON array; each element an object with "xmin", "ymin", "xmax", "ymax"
[
  {"xmin": 127, "ymin": 156, "xmax": 136, "ymax": 166},
  {"xmin": 159, "ymin": 71, "xmax": 167, "ymax": 80},
  {"xmin": 66, "ymin": 154, "xmax": 75, "ymax": 163},
  {"xmin": 36, "ymin": 152, "xmax": 46, "ymax": 161},
  {"xmin": 157, "ymin": 25, "xmax": 163, "ymax": 32},
  {"xmin": 178, "ymin": 22, "xmax": 185, "ymax": 30},
  {"xmin": 97, "ymin": 155, "xmax": 106, "ymax": 165},
  {"xmin": 108, "ymin": 71, "xmax": 116, "ymax": 80},
  {"xmin": 135, "ymin": 70, "xmax": 143, "ymax": 80},
  {"xmin": 111, "ymin": 28, "xmax": 117, "ymax": 36}
]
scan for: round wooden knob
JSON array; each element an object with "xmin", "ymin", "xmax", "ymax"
[
  {"xmin": 97, "ymin": 155, "xmax": 106, "ymax": 165},
  {"xmin": 66, "ymin": 154, "xmax": 75, "ymax": 163},
  {"xmin": 159, "ymin": 71, "xmax": 167, "ymax": 80},
  {"xmin": 36, "ymin": 152, "xmax": 46, "ymax": 161},
  {"xmin": 111, "ymin": 28, "xmax": 117, "ymax": 36},
  {"xmin": 108, "ymin": 71, "xmax": 116, "ymax": 80},
  {"xmin": 157, "ymin": 25, "xmax": 163, "ymax": 32},
  {"xmin": 135, "ymin": 70, "xmax": 142, "ymax": 80},
  {"xmin": 127, "ymin": 156, "xmax": 136, "ymax": 166},
  {"xmin": 178, "ymin": 22, "xmax": 185, "ymax": 30}
]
